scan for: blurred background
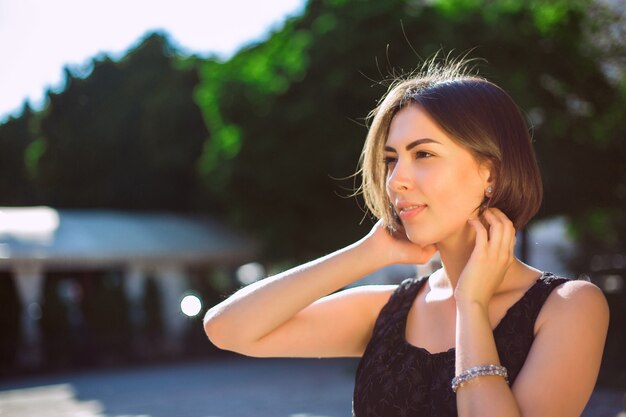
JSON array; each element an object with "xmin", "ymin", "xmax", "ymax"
[{"xmin": 0, "ymin": 0, "xmax": 625, "ymax": 416}]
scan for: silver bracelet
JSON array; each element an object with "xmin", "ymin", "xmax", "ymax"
[{"xmin": 451, "ymin": 364, "xmax": 509, "ymax": 393}]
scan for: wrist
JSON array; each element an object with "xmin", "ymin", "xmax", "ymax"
[
  {"xmin": 353, "ymin": 234, "xmax": 394, "ymax": 270},
  {"xmin": 455, "ymin": 298, "xmax": 489, "ymax": 315}
]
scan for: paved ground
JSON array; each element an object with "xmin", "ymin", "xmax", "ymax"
[{"xmin": 0, "ymin": 355, "xmax": 623, "ymax": 417}]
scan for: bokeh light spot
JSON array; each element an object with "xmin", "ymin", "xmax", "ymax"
[{"xmin": 181, "ymin": 294, "xmax": 202, "ymax": 317}]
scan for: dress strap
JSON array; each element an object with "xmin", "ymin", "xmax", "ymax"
[
  {"xmin": 493, "ymin": 272, "xmax": 571, "ymax": 384},
  {"xmin": 365, "ymin": 276, "xmax": 428, "ymax": 347},
  {"xmin": 524, "ymin": 273, "xmax": 570, "ymax": 324},
  {"xmin": 394, "ymin": 275, "xmax": 429, "ymax": 310}
]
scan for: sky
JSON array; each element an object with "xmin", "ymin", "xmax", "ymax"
[{"xmin": 0, "ymin": 0, "xmax": 306, "ymax": 123}]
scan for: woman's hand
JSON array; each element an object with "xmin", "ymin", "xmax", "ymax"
[
  {"xmin": 364, "ymin": 219, "xmax": 437, "ymax": 266},
  {"xmin": 454, "ymin": 208, "xmax": 516, "ymax": 309}
]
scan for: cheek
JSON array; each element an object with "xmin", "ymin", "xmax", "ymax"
[
  {"xmin": 426, "ymin": 167, "xmax": 484, "ymax": 214},
  {"xmin": 453, "ymin": 175, "xmax": 485, "ymax": 215}
]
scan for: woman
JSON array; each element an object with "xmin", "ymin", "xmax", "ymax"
[{"xmin": 203, "ymin": 61, "xmax": 609, "ymax": 417}]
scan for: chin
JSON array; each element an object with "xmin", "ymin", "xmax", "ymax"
[{"xmin": 404, "ymin": 228, "xmax": 439, "ymax": 247}]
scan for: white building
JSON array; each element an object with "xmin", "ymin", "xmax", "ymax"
[{"xmin": 0, "ymin": 206, "xmax": 257, "ymax": 367}]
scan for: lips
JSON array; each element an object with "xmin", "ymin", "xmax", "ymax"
[
  {"xmin": 399, "ymin": 205, "xmax": 423, "ymax": 213},
  {"xmin": 395, "ymin": 202, "xmax": 427, "ymax": 221}
]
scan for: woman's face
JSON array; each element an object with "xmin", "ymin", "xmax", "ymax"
[{"xmin": 384, "ymin": 104, "xmax": 491, "ymax": 246}]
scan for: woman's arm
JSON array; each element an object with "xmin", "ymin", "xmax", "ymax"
[
  {"xmin": 455, "ymin": 300, "xmax": 521, "ymax": 417},
  {"xmin": 203, "ymin": 221, "xmax": 436, "ymax": 358},
  {"xmin": 453, "ymin": 209, "xmax": 609, "ymax": 417},
  {"xmin": 453, "ymin": 208, "xmax": 522, "ymax": 416},
  {"xmin": 511, "ymin": 280, "xmax": 608, "ymax": 417},
  {"xmin": 455, "ymin": 280, "xmax": 608, "ymax": 417}
]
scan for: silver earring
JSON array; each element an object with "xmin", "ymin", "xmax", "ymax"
[{"xmin": 486, "ymin": 186, "xmax": 493, "ymax": 196}]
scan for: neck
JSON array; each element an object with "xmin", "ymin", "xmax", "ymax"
[
  {"xmin": 434, "ymin": 224, "xmax": 535, "ymax": 293},
  {"xmin": 434, "ymin": 224, "xmax": 475, "ymax": 289}
]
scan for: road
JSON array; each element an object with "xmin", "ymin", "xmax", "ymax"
[{"xmin": 0, "ymin": 355, "xmax": 623, "ymax": 417}]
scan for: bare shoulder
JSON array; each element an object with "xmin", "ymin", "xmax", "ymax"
[
  {"xmin": 544, "ymin": 278, "xmax": 608, "ymax": 312},
  {"xmin": 344, "ymin": 283, "xmax": 398, "ymax": 296},
  {"xmin": 513, "ymin": 278, "xmax": 609, "ymax": 416},
  {"xmin": 338, "ymin": 284, "xmax": 397, "ymax": 319},
  {"xmin": 537, "ymin": 278, "xmax": 609, "ymax": 332}
]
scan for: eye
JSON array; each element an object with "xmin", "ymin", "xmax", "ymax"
[
  {"xmin": 415, "ymin": 151, "xmax": 433, "ymax": 159},
  {"xmin": 382, "ymin": 156, "xmax": 397, "ymax": 167}
]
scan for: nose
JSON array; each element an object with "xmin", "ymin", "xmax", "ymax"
[{"xmin": 386, "ymin": 159, "xmax": 412, "ymax": 193}]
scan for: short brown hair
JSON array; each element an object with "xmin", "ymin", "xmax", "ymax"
[{"xmin": 360, "ymin": 62, "xmax": 542, "ymax": 231}]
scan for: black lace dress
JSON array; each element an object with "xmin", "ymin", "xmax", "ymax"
[{"xmin": 353, "ymin": 272, "xmax": 570, "ymax": 417}]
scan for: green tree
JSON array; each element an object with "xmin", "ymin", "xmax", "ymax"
[
  {"xmin": 0, "ymin": 103, "xmax": 40, "ymax": 205},
  {"xmin": 34, "ymin": 32, "xmax": 209, "ymax": 211},
  {"xmin": 196, "ymin": 0, "xmax": 625, "ymax": 261}
]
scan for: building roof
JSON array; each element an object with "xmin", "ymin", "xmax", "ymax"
[{"xmin": 0, "ymin": 207, "xmax": 257, "ymax": 269}]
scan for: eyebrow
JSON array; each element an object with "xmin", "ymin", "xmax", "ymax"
[{"xmin": 384, "ymin": 138, "xmax": 441, "ymax": 153}]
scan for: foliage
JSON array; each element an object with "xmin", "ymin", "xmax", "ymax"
[
  {"xmin": 0, "ymin": 103, "xmax": 40, "ymax": 205},
  {"xmin": 33, "ymin": 32, "xmax": 209, "ymax": 211},
  {"xmin": 0, "ymin": 0, "xmax": 623, "ymax": 262},
  {"xmin": 194, "ymin": 0, "xmax": 626, "ymax": 261}
]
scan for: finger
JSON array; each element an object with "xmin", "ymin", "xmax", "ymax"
[
  {"xmin": 490, "ymin": 209, "xmax": 516, "ymax": 254},
  {"xmin": 483, "ymin": 209, "xmax": 503, "ymax": 251},
  {"xmin": 503, "ymin": 221, "xmax": 515, "ymax": 254},
  {"xmin": 488, "ymin": 209, "xmax": 516, "ymax": 264},
  {"xmin": 510, "ymin": 231, "xmax": 517, "ymax": 256},
  {"xmin": 490, "ymin": 207, "xmax": 514, "ymax": 229},
  {"xmin": 490, "ymin": 208, "xmax": 515, "ymax": 233},
  {"xmin": 468, "ymin": 217, "xmax": 488, "ymax": 251}
]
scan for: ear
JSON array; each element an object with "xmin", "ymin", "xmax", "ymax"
[{"xmin": 478, "ymin": 158, "xmax": 496, "ymax": 190}]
